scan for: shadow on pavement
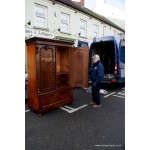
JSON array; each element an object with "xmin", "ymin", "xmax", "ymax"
[{"xmin": 101, "ymin": 82, "xmax": 125, "ymax": 90}]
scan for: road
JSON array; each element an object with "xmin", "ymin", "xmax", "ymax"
[{"xmin": 25, "ymin": 84, "xmax": 125, "ymax": 150}]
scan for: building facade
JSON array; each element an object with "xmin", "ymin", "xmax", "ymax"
[{"xmin": 25, "ymin": 0, "xmax": 125, "ymax": 72}]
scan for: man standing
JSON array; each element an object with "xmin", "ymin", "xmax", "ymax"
[{"xmin": 90, "ymin": 54, "xmax": 104, "ymax": 107}]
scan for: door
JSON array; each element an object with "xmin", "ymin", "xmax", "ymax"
[
  {"xmin": 120, "ymin": 47, "xmax": 125, "ymax": 78},
  {"xmin": 70, "ymin": 46, "xmax": 89, "ymax": 88},
  {"xmin": 37, "ymin": 45, "xmax": 56, "ymax": 93},
  {"xmin": 119, "ymin": 41, "xmax": 125, "ymax": 78}
]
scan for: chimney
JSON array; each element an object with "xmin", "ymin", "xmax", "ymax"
[
  {"xmin": 80, "ymin": 0, "xmax": 84, "ymax": 6},
  {"xmin": 71, "ymin": 0, "xmax": 84, "ymax": 6}
]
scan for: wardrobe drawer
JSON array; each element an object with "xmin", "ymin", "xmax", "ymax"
[
  {"xmin": 57, "ymin": 88, "xmax": 72, "ymax": 100},
  {"xmin": 41, "ymin": 92, "xmax": 57, "ymax": 107},
  {"xmin": 40, "ymin": 87, "xmax": 73, "ymax": 108}
]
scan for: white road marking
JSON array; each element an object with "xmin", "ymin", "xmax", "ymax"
[
  {"xmin": 73, "ymin": 104, "xmax": 88, "ymax": 112},
  {"xmin": 25, "ymin": 109, "xmax": 31, "ymax": 112},
  {"xmin": 95, "ymin": 145, "xmax": 121, "ymax": 147},
  {"xmin": 104, "ymin": 92, "xmax": 116, "ymax": 98},
  {"xmin": 59, "ymin": 107, "xmax": 71, "ymax": 113},
  {"xmin": 63, "ymin": 105, "xmax": 74, "ymax": 110},
  {"xmin": 117, "ymin": 91, "xmax": 125, "ymax": 95},
  {"xmin": 113, "ymin": 95, "xmax": 125, "ymax": 98},
  {"xmin": 60, "ymin": 104, "xmax": 88, "ymax": 113}
]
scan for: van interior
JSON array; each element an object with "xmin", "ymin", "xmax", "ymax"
[{"xmin": 91, "ymin": 40, "xmax": 115, "ymax": 75}]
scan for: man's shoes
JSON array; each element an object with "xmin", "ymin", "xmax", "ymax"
[
  {"xmin": 92, "ymin": 104, "xmax": 102, "ymax": 108},
  {"xmin": 90, "ymin": 101, "xmax": 96, "ymax": 105}
]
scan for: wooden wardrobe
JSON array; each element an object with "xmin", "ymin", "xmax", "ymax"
[{"xmin": 25, "ymin": 37, "xmax": 89, "ymax": 115}]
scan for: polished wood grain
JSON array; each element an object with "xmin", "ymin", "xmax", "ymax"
[
  {"xmin": 70, "ymin": 46, "xmax": 89, "ymax": 88},
  {"xmin": 26, "ymin": 37, "xmax": 74, "ymax": 115}
]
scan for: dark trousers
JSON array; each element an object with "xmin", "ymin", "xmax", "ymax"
[{"xmin": 92, "ymin": 83, "xmax": 101, "ymax": 105}]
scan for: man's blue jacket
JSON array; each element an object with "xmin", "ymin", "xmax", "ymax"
[{"xmin": 91, "ymin": 60, "xmax": 104, "ymax": 85}]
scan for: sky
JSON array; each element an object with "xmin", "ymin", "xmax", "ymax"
[
  {"xmin": 85, "ymin": 0, "xmax": 125, "ymax": 11},
  {"xmin": 84, "ymin": 0, "xmax": 97, "ymax": 10},
  {"xmin": 84, "ymin": 0, "xmax": 125, "ymax": 21}
]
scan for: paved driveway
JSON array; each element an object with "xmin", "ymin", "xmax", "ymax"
[{"xmin": 25, "ymin": 84, "xmax": 125, "ymax": 150}]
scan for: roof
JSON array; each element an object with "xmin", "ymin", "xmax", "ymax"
[
  {"xmin": 50, "ymin": 0, "xmax": 125, "ymax": 32},
  {"xmin": 106, "ymin": 17, "xmax": 125, "ymax": 30}
]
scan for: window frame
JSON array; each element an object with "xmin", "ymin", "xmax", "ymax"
[
  {"xmin": 93, "ymin": 24, "xmax": 99, "ymax": 38},
  {"xmin": 80, "ymin": 19, "xmax": 87, "ymax": 37},
  {"xmin": 60, "ymin": 12, "xmax": 70, "ymax": 33},
  {"xmin": 34, "ymin": 3, "xmax": 48, "ymax": 28}
]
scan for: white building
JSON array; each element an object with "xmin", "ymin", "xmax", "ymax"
[{"xmin": 25, "ymin": 0, "xmax": 125, "ymax": 72}]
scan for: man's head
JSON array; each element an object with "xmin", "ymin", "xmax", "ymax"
[{"xmin": 92, "ymin": 54, "xmax": 100, "ymax": 63}]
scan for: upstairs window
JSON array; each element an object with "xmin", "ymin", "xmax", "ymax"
[
  {"xmin": 80, "ymin": 19, "xmax": 87, "ymax": 37},
  {"xmin": 60, "ymin": 12, "xmax": 70, "ymax": 32},
  {"xmin": 35, "ymin": 3, "xmax": 47, "ymax": 28},
  {"xmin": 93, "ymin": 24, "xmax": 99, "ymax": 38}
]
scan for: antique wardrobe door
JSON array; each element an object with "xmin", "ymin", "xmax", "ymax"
[
  {"xmin": 70, "ymin": 46, "xmax": 89, "ymax": 88},
  {"xmin": 36, "ymin": 45, "xmax": 56, "ymax": 93}
]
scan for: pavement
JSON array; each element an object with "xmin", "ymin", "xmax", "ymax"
[{"xmin": 25, "ymin": 84, "xmax": 125, "ymax": 150}]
